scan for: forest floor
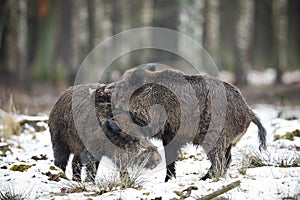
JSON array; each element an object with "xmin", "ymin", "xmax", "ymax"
[
  {"xmin": 0, "ymin": 105, "xmax": 299, "ymax": 199},
  {"xmin": 0, "ymin": 69, "xmax": 299, "ymax": 199}
]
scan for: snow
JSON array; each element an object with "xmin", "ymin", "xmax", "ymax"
[
  {"xmin": 0, "ymin": 105, "xmax": 300, "ymax": 199},
  {"xmin": 247, "ymin": 69, "xmax": 277, "ymax": 85},
  {"xmin": 220, "ymin": 69, "xmax": 300, "ymax": 85}
]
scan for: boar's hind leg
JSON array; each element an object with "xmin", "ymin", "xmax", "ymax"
[
  {"xmin": 53, "ymin": 142, "xmax": 70, "ymax": 172},
  {"xmin": 201, "ymin": 145, "xmax": 231, "ymax": 180},
  {"xmin": 72, "ymin": 155, "xmax": 82, "ymax": 181},
  {"xmin": 85, "ymin": 155, "xmax": 100, "ymax": 182}
]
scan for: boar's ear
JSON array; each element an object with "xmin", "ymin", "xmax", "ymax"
[
  {"xmin": 88, "ymin": 88, "xmax": 96, "ymax": 97},
  {"xmin": 126, "ymin": 68, "xmax": 146, "ymax": 87},
  {"xmin": 144, "ymin": 64, "xmax": 156, "ymax": 71}
]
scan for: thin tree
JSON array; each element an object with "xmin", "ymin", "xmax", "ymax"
[
  {"xmin": 273, "ymin": 0, "xmax": 287, "ymax": 84},
  {"xmin": 31, "ymin": 0, "xmax": 57, "ymax": 81},
  {"xmin": 287, "ymin": 0, "xmax": 300, "ymax": 69},
  {"xmin": 152, "ymin": 0, "xmax": 179, "ymax": 63},
  {"xmin": 71, "ymin": 0, "xmax": 89, "ymax": 83},
  {"xmin": 3, "ymin": 0, "xmax": 18, "ymax": 76},
  {"xmin": 234, "ymin": 0, "xmax": 254, "ymax": 86},
  {"xmin": 203, "ymin": 0, "xmax": 220, "ymax": 67},
  {"xmin": 57, "ymin": 0, "xmax": 73, "ymax": 84},
  {"xmin": 17, "ymin": 0, "xmax": 28, "ymax": 89}
]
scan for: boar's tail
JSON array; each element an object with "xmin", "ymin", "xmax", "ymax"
[{"xmin": 252, "ymin": 116, "xmax": 267, "ymax": 151}]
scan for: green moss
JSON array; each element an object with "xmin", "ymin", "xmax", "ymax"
[
  {"xmin": 10, "ymin": 164, "xmax": 32, "ymax": 172},
  {"xmin": 49, "ymin": 166, "xmax": 57, "ymax": 170},
  {"xmin": 293, "ymin": 129, "xmax": 300, "ymax": 137},
  {"xmin": 274, "ymin": 129, "xmax": 300, "ymax": 141}
]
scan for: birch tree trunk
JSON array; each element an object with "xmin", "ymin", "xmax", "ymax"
[
  {"xmin": 71, "ymin": 0, "xmax": 89, "ymax": 83},
  {"xmin": 203, "ymin": 0, "xmax": 220, "ymax": 67},
  {"xmin": 234, "ymin": 0, "xmax": 254, "ymax": 86}
]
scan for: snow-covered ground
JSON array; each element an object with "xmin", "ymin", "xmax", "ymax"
[{"xmin": 0, "ymin": 105, "xmax": 299, "ymax": 199}]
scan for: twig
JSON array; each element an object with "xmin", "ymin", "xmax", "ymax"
[{"xmin": 198, "ymin": 180, "xmax": 241, "ymax": 200}]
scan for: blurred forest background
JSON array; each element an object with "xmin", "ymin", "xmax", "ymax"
[{"xmin": 0, "ymin": 0, "xmax": 300, "ymax": 114}]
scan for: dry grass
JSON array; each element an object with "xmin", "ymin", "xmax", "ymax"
[
  {"xmin": 59, "ymin": 181, "xmax": 88, "ymax": 194},
  {"xmin": 94, "ymin": 154, "xmax": 151, "ymax": 195},
  {"xmin": 0, "ymin": 182, "xmax": 34, "ymax": 200},
  {"xmin": 0, "ymin": 94, "xmax": 21, "ymax": 140},
  {"xmin": 238, "ymin": 147, "xmax": 300, "ymax": 175}
]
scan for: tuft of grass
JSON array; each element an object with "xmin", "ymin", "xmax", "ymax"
[
  {"xmin": 0, "ymin": 183, "xmax": 34, "ymax": 200},
  {"xmin": 59, "ymin": 181, "xmax": 87, "ymax": 194},
  {"xmin": 94, "ymin": 155, "xmax": 149, "ymax": 196},
  {"xmin": 238, "ymin": 148, "xmax": 300, "ymax": 172},
  {"xmin": 96, "ymin": 168, "xmax": 144, "ymax": 192},
  {"xmin": 0, "ymin": 95, "xmax": 21, "ymax": 139}
]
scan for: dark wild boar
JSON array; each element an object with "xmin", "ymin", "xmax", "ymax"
[
  {"xmin": 48, "ymin": 83, "xmax": 161, "ymax": 182},
  {"xmin": 111, "ymin": 65, "xmax": 267, "ymax": 182}
]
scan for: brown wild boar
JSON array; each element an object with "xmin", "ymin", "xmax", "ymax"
[
  {"xmin": 111, "ymin": 65, "xmax": 267, "ymax": 182},
  {"xmin": 48, "ymin": 83, "xmax": 161, "ymax": 182}
]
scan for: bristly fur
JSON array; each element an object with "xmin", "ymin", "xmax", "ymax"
[
  {"xmin": 48, "ymin": 83, "xmax": 161, "ymax": 182},
  {"xmin": 112, "ymin": 65, "xmax": 267, "ymax": 182}
]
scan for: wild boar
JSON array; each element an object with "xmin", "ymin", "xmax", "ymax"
[
  {"xmin": 111, "ymin": 65, "xmax": 267, "ymax": 182},
  {"xmin": 48, "ymin": 83, "xmax": 161, "ymax": 181}
]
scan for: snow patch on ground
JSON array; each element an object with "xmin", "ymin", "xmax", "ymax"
[{"xmin": 0, "ymin": 105, "xmax": 300, "ymax": 199}]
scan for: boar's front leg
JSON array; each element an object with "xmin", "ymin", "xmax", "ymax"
[
  {"xmin": 163, "ymin": 133, "xmax": 180, "ymax": 182},
  {"xmin": 85, "ymin": 155, "xmax": 100, "ymax": 182}
]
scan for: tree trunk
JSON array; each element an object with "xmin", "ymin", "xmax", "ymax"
[
  {"xmin": 252, "ymin": 0, "xmax": 275, "ymax": 69},
  {"xmin": 111, "ymin": 0, "xmax": 122, "ymax": 35},
  {"xmin": 129, "ymin": 0, "xmax": 144, "ymax": 67},
  {"xmin": 71, "ymin": 0, "xmax": 89, "ymax": 84},
  {"xmin": 31, "ymin": 0, "xmax": 57, "ymax": 81},
  {"xmin": 0, "ymin": 0, "xmax": 11, "ymax": 52},
  {"xmin": 234, "ymin": 0, "xmax": 254, "ymax": 86},
  {"xmin": 287, "ymin": 0, "xmax": 300, "ymax": 69},
  {"xmin": 203, "ymin": 0, "xmax": 220, "ymax": 67},
  {"xmin": 17, "ymin": 0, "xmax": 29, "ymax": 89},
  {"xmin": 273, "ymin": 0, "xmax": 287, "ymax": 84},
  {"xmin": 56, "ymin": 0, "xmax": 73, "ymax": 84},
  {"xmin": 219, "ymin": 0, "xmax": 237, "ymax": 71},
  {"xmin": 152, "ymin": 0, "xmax": 179, "ymax": 63},
  {"xmin": 87, "ymin": 0, "xmax": 96, "ymax": 51},
  {"xmin": 4, "ymin": 0, "xmax": 18, "ymax": 75}
]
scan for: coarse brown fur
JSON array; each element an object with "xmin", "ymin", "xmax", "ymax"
[
  {"xmin": 48, "ymin": 83, "xmax": 161, "ymax": 182},
  {"xmin": 112, "ymin": 65, "xmax": 267, "ymax": 182}
]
